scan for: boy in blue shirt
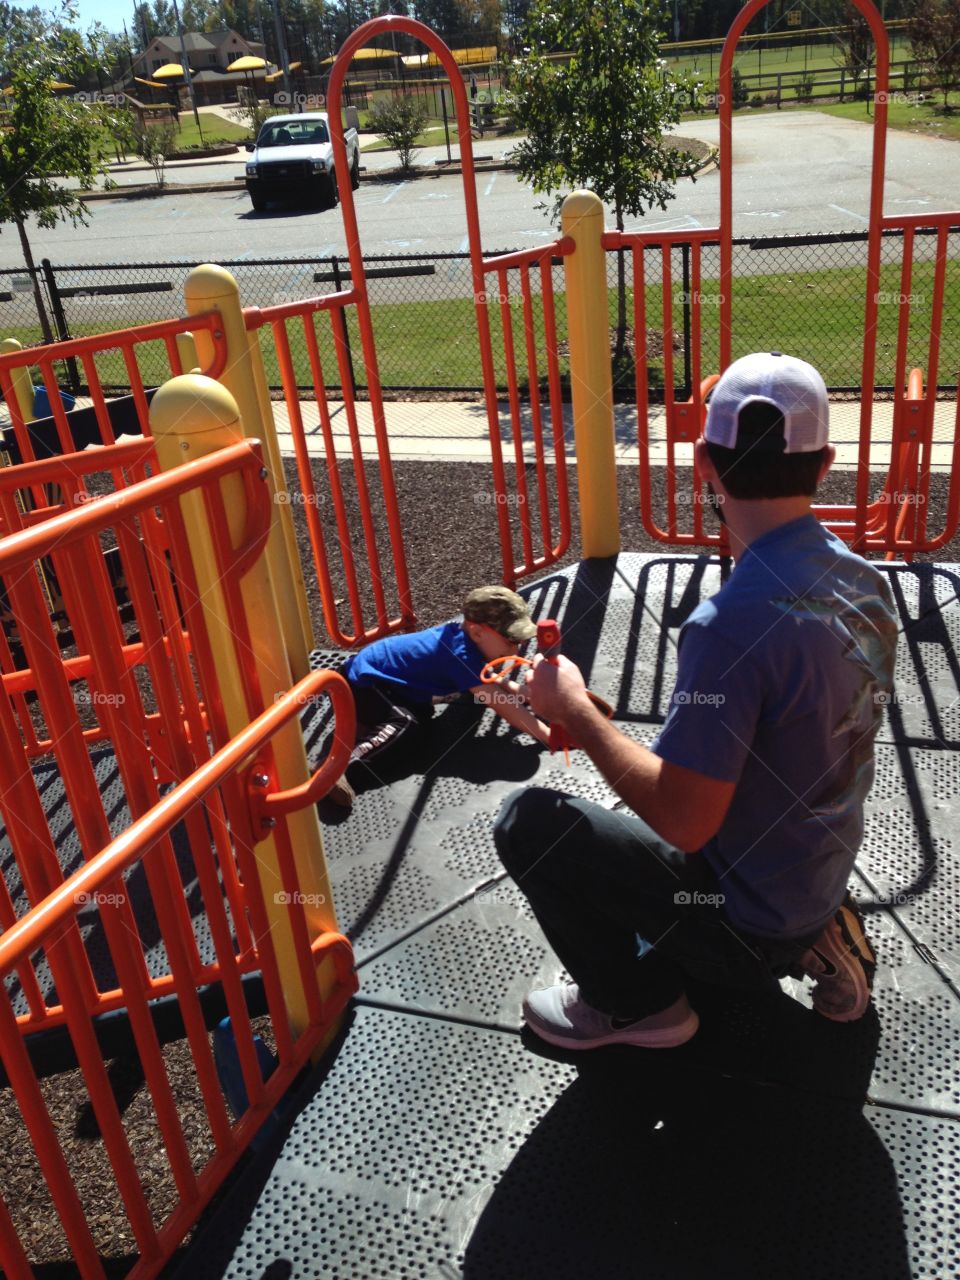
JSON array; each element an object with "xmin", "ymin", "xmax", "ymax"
[
  {"xmin": 328, "ymin": 585, "xmax": 549, "ymax": 806},
  {"xmin": 495, "ymin": 352, "xmax": 898, "ymax": 1048}
]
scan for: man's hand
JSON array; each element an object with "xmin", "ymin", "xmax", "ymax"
[
  {"xmin": 525, "ymin": 654, "xmax": 735, "ymax": 851},
  {"xmin": 525, "ymin": 653, "xmax": 593, "ymax": 726}
]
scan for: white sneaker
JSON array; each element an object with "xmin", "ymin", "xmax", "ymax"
[{"xmin": 522, "ymin": 983, "xmax": 699, "ymax": 1050}]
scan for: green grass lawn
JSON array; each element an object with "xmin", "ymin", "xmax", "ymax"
[
  {"xmin": 171, "ymin": 114, "xmax": 249, "ymax": 148},
  {"xmin": 4, "ymin": 258, "xmax": 957, "ymax": 398},
  {"xmin": 94, "ymin": 112, "xmax": 249, "ymax": 164},
  {"xmin": 680, "ymin": 87, "xmax": 960, "ymax": 144},
  {"xmin": 814, "ymin": 92, "xmax": 960, "ymax": 142},
  {"xmin": 360, "ymin": 122, "xmax": 465, "ymax": 153},
  {"xmin": 664, "ymin": 32, "xmax": 913, "ymax": 84},
  {"xmin": 361, "ymin": 122, "xmax": 522, "ymax": 153}
]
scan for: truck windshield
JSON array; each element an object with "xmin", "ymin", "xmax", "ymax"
[{"xmin": 258, "ymin": 120, "xmax": 329, "ymax": 147}]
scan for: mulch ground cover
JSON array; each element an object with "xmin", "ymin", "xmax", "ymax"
[{"xmin": 284, "ymin": 456, "xmax": 960, "ymax": 637}]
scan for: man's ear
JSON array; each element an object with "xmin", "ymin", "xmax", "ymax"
[
  {"xmin": 695, "ymin": 439, "xmax": 718, "ymax": 485},
  {"xmin": 464, "ymin": 620, "xmax": 483, "ymax": 644},
  {"xmin": 817, "ymin": 444, "xmax": 836, "ymax": 485}
]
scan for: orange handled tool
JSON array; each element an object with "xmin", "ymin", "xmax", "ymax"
[
  {"xmin": 480, "ymin": 619, "xmax": 612, "ymax": 762},
  {"xmin": 537, "ymin": 619, "xmax": 578, "ymax": 758}
]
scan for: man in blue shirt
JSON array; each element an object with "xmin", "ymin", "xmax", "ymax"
[
  {"xmin": 329, "ymin": 585, "xmax": 549, "ymax": 806},
  {"xmin": 495, "ymin": 352, "xmax": 898, "ymax": 1049}
]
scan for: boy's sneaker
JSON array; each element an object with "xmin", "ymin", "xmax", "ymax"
[
  {"xmin": 522, "ymin": 983, "xmax": 699, "ymax": 1050},
  {"xmin": 325, "ymin": 774, "xmax": 355, "ymax": 809},
  {"xmin": 798, "ymin": 896, "xmax": 876, "ymax": 1023}
]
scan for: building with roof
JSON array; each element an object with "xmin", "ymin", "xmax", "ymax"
[
  {"xmin": 142, "ymin": 29, "xmax": 268, "ymax": 75},
  {"xmin": 136, "ymin": 29, "xmax": 275, "ymax": 104}
]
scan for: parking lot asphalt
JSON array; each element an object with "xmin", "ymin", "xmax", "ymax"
[{"xmin": 3, "ymin": 111, "xmax": 958, "ymax": 268}]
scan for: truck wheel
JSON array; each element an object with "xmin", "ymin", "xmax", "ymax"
[
  {"xmin": 250, "ymin": 193, "xmax": 267, "ymax": 212},
  {"xmin": 351, "ymin": 154, "xmax": 360, "ymax": 190}
]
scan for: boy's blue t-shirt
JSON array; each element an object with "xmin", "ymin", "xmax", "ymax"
[
  {"xmin": 652, "ymin": 515, "xmax": 898, "ymax": 940},
  {"xmin": 342, "ymin": 621, "xmax": 488, "ymax": 704}
]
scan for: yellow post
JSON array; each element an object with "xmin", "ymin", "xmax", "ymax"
[
  {"xmin": 561, "ymin": 191, "xmax": 621, "ymax": 558},
  {"xmin": 182, "ymin": 265, "xmax": 315, "ymax": 679},
  {"xmin": 175, "ymin": 330, "xmax": 199, "ymax": 374},
  {"xmin": 151, "ymin": 374, "xmax": 340, "ymax": 1047},
  {"xmin": 0, "ymin": 339, "xmax": 37, "ymax": 425}
]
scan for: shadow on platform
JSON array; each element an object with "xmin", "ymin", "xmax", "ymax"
[{"xmin": 464, "ymin": 1041, "xmax": 908, "ymax": 1280}]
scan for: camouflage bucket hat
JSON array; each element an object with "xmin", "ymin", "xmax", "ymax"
[{"xmin": 462, "ymin": 585, "xmax": 537, "ymax": 642}]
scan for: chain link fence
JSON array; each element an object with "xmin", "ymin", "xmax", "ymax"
[{"xmin": 1, "ymin": 228, "xmax": 957, "ymax": 401}]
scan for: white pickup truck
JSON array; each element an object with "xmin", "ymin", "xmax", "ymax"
[{"xmin": 244, "ymin": 113, "xmax": 360, "ymax": 212}]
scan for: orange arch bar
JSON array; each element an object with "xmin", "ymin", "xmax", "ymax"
[
  {"xmin": 327, "ymin": 18, "xmax": 572, "ymax": 586},
  {"xmin": 719, "ymin": 0, "xmax": 891, "ymax": 541}
]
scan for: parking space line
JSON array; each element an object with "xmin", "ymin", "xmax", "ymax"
[
  {"xmin": 484, "ymin": 173, "xmax": 498, "ymax": 197},
  {"xmin": 382, "ymin": 182, "xmax": 408, "ymax": 204},
  {"xmin": 828, "ymin": 203, "xmax": 868, "ymax": 222}
]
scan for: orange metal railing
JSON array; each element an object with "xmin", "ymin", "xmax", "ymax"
[
  {"xmin": 0, "ymin": 435, "xmax": 356, "ymax": 1276},
  {"xmin": 603, "ymin": 0, "xmax": 960, "ymax": 557},
  {"xmin": 244, "ymin": 292, "xmax": 415, "ymax": 645},
  {"xmin": 0, "ymin": 438, "xmax": 161, "ymax": 757},
  {"xmin": 717, "ymin": 0, "xmax": 960, "ymax": 558},
  {"xmin": 0, "ymin": 312, "xmax": 227, "ymax": 465},
  {"xmin": 604, "ymin": 229, "xmax": 729, "ymax": 550},
  {"xmin": 327, "ymin": 16, "xmax": 572, "ymax": 587},
  {"xmin": 0, "ymin": 439, "xmax": 269, "ymax": 1036},
  {"xmin": 478, "ymin": 241, "xmax": 574, "ymax": 582},
  {"xmin": 0, "ymin": 672, "xmax": 356, "ymax": 1279}
]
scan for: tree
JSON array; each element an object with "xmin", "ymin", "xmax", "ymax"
[
  {"xmin": 827, "ymin": 2, "xmax": 875, "ymax": 101},
  {"xmin": 368, "ymin": 93, "xmax": 430, "ymax": 170},
  {"xmin": 135, "ymin": 120, "xmax": 178, "ymax": 186},
  {"xmin": 508, "ymin": 0, "xmax": 697, "ymax": 364},
  {"xmin": 0, "ymin": 3, "xmax": 112, "ymax": 344},
  {"xmin": 908, "ymin": 0, "xmax": 960, "ymax": 111}
]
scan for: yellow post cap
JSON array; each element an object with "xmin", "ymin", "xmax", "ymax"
[
  {"xmin": 183, "ymin": 263, "xmax": 242, "ymax": 309},
  {"xmin": 561, "ymin": 189, "xmax": 605, "ymax": 222},
  {"xmin": 149, "ymin": 374, "xmax": 242, "ymax": 439}
]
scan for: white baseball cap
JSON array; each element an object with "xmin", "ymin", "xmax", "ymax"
[{"xmin": 704, "ymin": 352, "xmax": 830, "ymax": 454}]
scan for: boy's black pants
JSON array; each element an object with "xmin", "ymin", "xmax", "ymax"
[{"xmin": 347, "ymin": 681, "xmax": 434, "ymax": 770}]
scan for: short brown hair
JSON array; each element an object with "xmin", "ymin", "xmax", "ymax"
[{"xmin": 705, "ymin": 401, "xmax": 827, "ymax": 500}]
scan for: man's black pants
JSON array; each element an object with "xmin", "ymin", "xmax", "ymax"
[{"xmin": 494, "ymin": 787, "xmax": 818, "ymax": 1019}]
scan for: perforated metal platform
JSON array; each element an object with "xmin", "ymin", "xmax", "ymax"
[{"xmin": 167, "ymin": 555, "xmax": 960, "ymax": 1277}]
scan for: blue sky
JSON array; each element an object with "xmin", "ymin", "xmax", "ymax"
[{"xmin": 13, "ymin": 0, "xmax": 141, "ymax": 36}]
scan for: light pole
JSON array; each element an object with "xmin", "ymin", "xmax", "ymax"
[
  {"xmin": 269, "ymin": 0, "xmax": 294, "ymax": 109},
  {"xmin": 170, "ymin": 0, "xmax": 204, "ymax": 141}
]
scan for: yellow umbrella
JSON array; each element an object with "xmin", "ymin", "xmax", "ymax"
[
  {"xmin": 427, "ymin": 46, "xmax": 497, "ymax": 67},
  {"xmin": 152, "ymin": 62, "xmax": 191, "ymax": 79},
  {"xmin": 320, "ymin": 47, "xmax": 399, "ymax": 65},
  {"xmin": 2, "ymin": 80, "xmax": 75, "ymax": 94},
  {"xmin": 226, "ymin": 55, "xmax": 267, "ymax": 72},
  {"xmin": 134, "ymin": 76, "xmax": 165, "ymax": 88},
  {"xmin": 264, "ymin": 61, "xmax": 301, "ymax": 83}
]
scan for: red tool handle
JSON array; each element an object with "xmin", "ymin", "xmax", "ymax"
[
  {"xmin": 537, "ymin": 618, "xmax": 562, "ymax": 657},
  {"xmin": 537, "ymin": 620, "xmax": 574, "ymax": 753}
]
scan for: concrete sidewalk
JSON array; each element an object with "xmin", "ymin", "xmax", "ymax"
[
  {"xmin": 268, "ymin": 396, "xmax": 957, "ymax": 471},
  {"xmin": 4, "ymin": 396, "xmax": 951, "ymax": 472}
]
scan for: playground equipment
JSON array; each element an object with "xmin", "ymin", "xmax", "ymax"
[{"xmin": 0, "ymin": 0, "xmax": 958, "ymax": 1273}]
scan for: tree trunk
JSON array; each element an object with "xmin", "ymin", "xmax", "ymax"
[
  {"xmin": 614, "ymin": 199, "xmax": 627, "ymax": 366},
  {"xmin": 14, "ymin": 216, "xmax": 55, "ymax": 347}
]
